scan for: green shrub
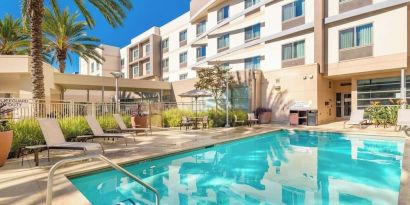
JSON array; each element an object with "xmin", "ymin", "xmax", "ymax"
[
  {"xmin": 208, "ymin": 109, "xmax": 247, "ymax": 127},
  {"xmin": 97, "ymin": 115, "xmax": 118, "ymax": 130},
  {"xmin": 10, "ymin": 119, "xmax": 44, "ymax": 154},
  {"xmin": 365, "ymin": 102, "xmax": 400, "ymax": 127},
  {"xmin": 59, "ymin": 117, "xmax": 90, "ymax": 141},
  {"xmin": 162, "ymin": 108, "xmax": 195, "ymax": 127}
]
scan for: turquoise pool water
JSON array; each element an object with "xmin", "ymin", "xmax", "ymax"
[{"xmin": 70, "ymin": 130, "xmax": 405, "ymax": 205}]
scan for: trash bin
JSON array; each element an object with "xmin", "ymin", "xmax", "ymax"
[{"xmin": 307, "ymin": 110, "xmax": 318, "ymax": 126}]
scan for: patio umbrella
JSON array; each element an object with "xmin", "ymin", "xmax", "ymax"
[{"xmin": 179, "ymin": 89, "xmax": 212, "ymax": 129}]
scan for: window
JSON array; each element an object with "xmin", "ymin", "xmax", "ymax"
[
  {"xmin": 282, "ymin": 0, "xmax": 305, "ymax": 21},
  {"xmin": 244, "ymin": 56, "xmax": 260, "ymax": 70},
  {"xmin": 179, "ymin": 73, "xmax": 188, "ymax": 80},
  {"xmin": 340, "ymin": 23, "xmax": 373, "ymax": 49},
  {"xmin": 217, "ymin": 34, "xmax": 230, "ymax": 50},
  {"xmin": 221, "ymin": 63, "xmax": 230, "ymax": 70},
  {"xmin": 180, "ymin": 52, "xmax": 188, "ymax": 64},
  {"xmin": 245, "ymin": 0, "xmax": 260, "ymax": 9},
  {"xmin": 162, "ymin": 58, "xmax": 169, "ymax": 72},
  {"xmin": 217, "ymin": 5, "xmax": 230, "ymax": 22},
  {"xmin": 146, "ymin": 62, "xmax": 151, "ymax": 75},
  {"xmin": 196, "ymin": 20, "xmax": 206, "ymax": 36},
  {"xmin": 179, "ymin": 30, "xmax": 187, "ymax": 42},
  {"xmin": 245, "ymin": 24, "xmax": 260, "ymax": 41},
  {"xmin": 163, "ymin": 77, "xmax": 169, "ymax": 82},
  {"xmin": 161, "ymin": 38, "xmax": 169, "ymax": 51},
  {"xmin": 120, "ymin": 59, "xmax": 124, "ymax": 68},
  {"xmin": 339, "ymin": 0, "xmax": 350, "ymax": 3},
  {"xmin": 91, "ymin": 62, "xmax": 95, "ymax": 72},
  {"xmin": 357, "ymin": 76, "xmax": 410, "ymax": 109},
  {"xmin": 133, "ymin": 66, "xmax": 139, "ymax": 77},
  {"xmin": 196, "ymin": 46, "xmax": 206, "ymax": 61},
  {"xmin": 132, "ymin": 48, "xmax": 139, "ymax": 61},
  {"xmin": 96, "ymin": 63, "xmax": 100, "ymax": 71},
  {"xmin": 282, "ymin": 40, "xmax": 305, "ymax": 60},
  {"xmin": 145, "ymin": 44, "xmax": 150, "ymax": 53}
]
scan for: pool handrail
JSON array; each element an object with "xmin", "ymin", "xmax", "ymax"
[{"xmin": 46, "ymin": 154, "xmax": 160, "ymax": 205}]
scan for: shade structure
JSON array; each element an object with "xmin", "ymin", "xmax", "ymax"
[{"xmin": 179, "ymin": 89, "xmax": 212, "ymax": 129}]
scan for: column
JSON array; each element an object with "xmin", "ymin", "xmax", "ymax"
[{"xmin": 401, "ymin": 68, "xmax": 407, "ymax": 108}]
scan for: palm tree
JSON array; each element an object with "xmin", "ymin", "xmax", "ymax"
[
  {"xmin": 0, "ymin": 15, "xmax": 29, "ymax": 55},
  {"xmin": 21, "ymin": 0, "xmax": 132, "ymax": 100},
  {"xmin": 43, "ymin": 8, "xmax": 104, "ymax": 73}
]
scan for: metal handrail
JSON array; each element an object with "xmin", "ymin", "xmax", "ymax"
[{"xmin": 46, "ymin": 154, "xmax": 160, "ymax": 205}]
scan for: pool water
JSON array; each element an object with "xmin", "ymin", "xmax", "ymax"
[{"xmin": 70, "ymin": 130, "xmax": 405, "ymax": 205}]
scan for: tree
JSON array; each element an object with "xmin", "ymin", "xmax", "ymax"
[
  {"xmin": 0, "ymin": 15, "xmax": 29, "ymax": 55},
  {"xmin": 195, "ymin": 64, "xmax": 236, "ymax": 109},
  {"xmin": 43, "ymin": 8, "xmax": 104, "ymax": 73},
  {"xmin": 21, "ymin": 0, "xmax": 132, "ymax": 100}
]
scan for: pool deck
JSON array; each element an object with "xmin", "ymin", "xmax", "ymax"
[{"xmin": 0, "ymin": 122, "xmax": 409, "ymax": 205}]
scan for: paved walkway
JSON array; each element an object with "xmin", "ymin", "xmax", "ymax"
[{"xmin": 0, "ymin": 123, "xmax": 409, "ymax": 205}]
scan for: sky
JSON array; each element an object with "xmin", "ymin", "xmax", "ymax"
[{"xmin": 0, "ymin": 0, "xmax": 190, "ymax": 73}]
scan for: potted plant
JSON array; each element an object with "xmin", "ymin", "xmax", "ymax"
[
  {"xmin": 131, "ymin": 104, "xmax": 148, "ymax": 128},
  {"xmin": 255, "ymin": 107, "xmax": 272, "ymax": 124},
  {"xmin": 0, "ymin": 103, "xmax": 14, "ymax": 167}
]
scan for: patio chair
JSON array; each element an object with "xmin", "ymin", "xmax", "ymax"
[
  {"xmin": 179, "ymin": 116, "xmax": 192, "ymax": 130},
  {"xmin": 37, "ymin": 118, "xmax": 104, "ymax": 160},
  {"xmin": 200, "ymin": 116, "xmax": 209, "ymax": 129},
  {"xmin": 113, "ymin": 114, "xmax": 151, "ymax": 136},
  {"xmin": 395, "ymin": 109, "xmax": 410, "ymax": 131},
  {"xmin": 344, "ymin": 110, "xmax": 367, "ymax": 129},
  {"xmin": 85, "ymin": 115, "xmax": 134, "ymax": 146},
  {"xmin": 247, "ymin": 113, "xmax": 258, "ymax": 127},
  {"xmin": 233, "ymin": 115, "xmax": 245, "ymax": 127}
]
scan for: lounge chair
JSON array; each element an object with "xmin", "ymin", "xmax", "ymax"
[
  {"xmin": 85, "ymin": 115, "xmax": 134, "ymax": 146},
  {"xmin": 37, "ymin": 118, "xmax": 104, "ymax": 160},
  {"xmin": 179, "ymin": 116, "xmax": 192, "ymax": 130},
  {"xmin": 113, "ymin": 114, "xmax": 150, "ymax": 135},
  {"xmin": 396, "ymin": 109, "xmax": 410, "ymax": 131},
  {"xmin": 200, "ymin": 116, "xmax": 209, "ymax": 129},
  {"xmin": 247, "ymin": 113, "xmax": 258, "ymax": 127},
  {"xmin": 344, "ymin": 110, "xmax": 367, "ymax": 129},
  {"xmin": 233, "ymin": 115, "xmax": 245, "ymax": 127}
]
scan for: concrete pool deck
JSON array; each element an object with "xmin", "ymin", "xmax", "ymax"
[{"xmin": 0, "ymin": 122, "xmax": 409, "ymax": 205}]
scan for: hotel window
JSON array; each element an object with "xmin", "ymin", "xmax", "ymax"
[
  {"xmin": 179, "ymin": 30, "xmax": 187, "ymax": 42},
  {"xmin": 133, "ymin": 66, "xmax": 139, "ymax": 77},
  {"xmin": 179, "ymin": 73, "xmax": 188, "ymax": 80},
  {"xmin": 357, "ymin": 76, "xmax": 410, "ymax": 109},
  {"xmin": 145, "ymin": 44, "xmax": 150, "ymax": 54},
  {"xmin": 132, "ymin": 48, "xmax": 139, "ymax": 61},
  {"xmin": 282, "ymin": 40, "xmax": 305, "ymax": 60},
  {"xmin": 244, "ymin": 24, "xmax": 260, "ymax": 42},
  {"xmin": 162, "ymin": 58, "xmax": 169, "ymax": 72},
  {"xmin": 217, "ymin": 5, "xmax": 230, "ymax": 23},
  {"xmin": 196, "ymin": 46, "xmax": 206, "ymax": 61},
  {"xmin": 217, "ymin": 34, "xmax": 230, "ymax": 51},
  {"xmin": 96, "ymin": 63, "xmax": 100, "ymax": 71},
  {"xmin": 146, "ymin": 62, "xmax": 151, "ymax": 75},
  {"xmin": 91, "ymin": 62, "xmax": 95, "ymax": 72},
  {"xmin": 340, "ymin": 23, "xmax": 373, "ymax": 50},
  {"xmin": 120, "ymin": 59, "xmax": 124, "ymax": 68},
  {"xmin": 196, "ymin": 20, "xmax": 206, "ymax": 36},
  {"xmin": 161, "ymin": 38, "xmax": 169, "ymax": 52},
  {"xmin": 221, "ymin": 63, "xmax": 230, "ymax": 70},
  {"xmin": 180, "ymin": 52, "xmax": 187, "ymax": 65},
  {"xmin": 282, "ymin": 0, "xmax": 305, "ymax": 21},
  {"xmin": 244, "ymin": 56, "xmax": 260, "ymax": 70},
  {"xmin": 245, "ymin": 0, "xmax": 260, "ymax": 9}
]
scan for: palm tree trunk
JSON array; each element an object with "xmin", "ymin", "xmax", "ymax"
[
  {"xmin": 29, "ymin": 0, "xmax": 45, "ymax": 100},
  {"xmin": 57, "ymin": 51, "xmax": 67, "ymax": 73}
]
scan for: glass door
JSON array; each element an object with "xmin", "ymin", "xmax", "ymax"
[{"xmin": 336, "ymin": 92, "xmax": 351, "ymax": 118}]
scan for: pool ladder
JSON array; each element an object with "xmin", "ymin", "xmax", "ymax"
[{"xmin": 46, "ymin": 154, "xmax": 160, "ymax": 205}]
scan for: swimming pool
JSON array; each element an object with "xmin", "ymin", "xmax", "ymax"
[{"xmin": 70, "ymin": 130, "xmax": 405, "ymax": 205}]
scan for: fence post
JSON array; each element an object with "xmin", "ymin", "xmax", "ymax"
[{"xmin": 70, "ymin": 101, "xmax": 74, "ymax": 117}]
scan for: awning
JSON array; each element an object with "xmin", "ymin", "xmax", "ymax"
[
  {"xmin": 209, "ymin": 11, "xmax": 265, "ymax": 36},
  {"xmin": 191, "ymin": 36, "xmax": 208, "ymax": 47}
]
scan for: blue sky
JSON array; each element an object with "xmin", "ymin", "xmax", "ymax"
[{"xmin": 0, "ymin": 0, "xmax": 190, "ymax": 73}]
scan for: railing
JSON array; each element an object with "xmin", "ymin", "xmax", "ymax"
[{"xmin": 46, "ymin": 154, "xmax": 160, "ymax": 205}]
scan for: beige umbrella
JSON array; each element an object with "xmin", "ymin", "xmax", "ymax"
[{"xmin": 179, "ymin": 89, "xmax": 212, "ymax": 129}]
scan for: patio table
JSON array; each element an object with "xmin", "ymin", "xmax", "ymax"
[
  {"xmin": 21, "ymin": 145, "xmax": 47, "ymax": 166},
  {"xmin": 189, "ymin": 117, "xmax": 203, "ymax": 130}
]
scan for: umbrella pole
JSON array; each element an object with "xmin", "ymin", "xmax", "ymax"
[{"xmin": 195, "ymin": 97, "xmax": 198, "ymax": 129}]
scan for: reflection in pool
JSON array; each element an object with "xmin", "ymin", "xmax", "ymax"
[{"xmin": 70, "ymin": 130, "xmax": 404, "ymax": 205}]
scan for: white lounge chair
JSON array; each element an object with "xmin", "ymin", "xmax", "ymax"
[
  {"xmin": 247, "ymin": 113, "xmax": 258, "ymax": 127},
  {"xmin": 396, "ymin": 109, "xmax": 410, "ymax": 131},
  {"xmin": 113, "ymin": 114, "xmax": 150, "ymax": 135},
  {"xmin": 344, "ymin": 110, "xmax": 367, "ymax": 129},
  {"xmin": 37, "ymin": 118, "xmax": 104, "ymax": 160},
  {"xmin": 85, "ymin": 115, "xmax": 134, "ymax": 146},
  {"xmin": 233, "ymin": 115, "xmax": 245, "ymax": 127}
]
